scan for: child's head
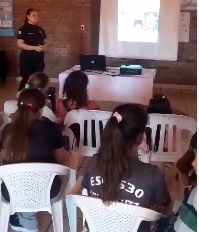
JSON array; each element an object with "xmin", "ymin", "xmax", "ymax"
[
  {"xmin": 17, "ymin": 89, "xmax": 46, "ymax": 117},
  {"xmin": 62, "ymin": 70, "xmax": 88, "ymax": 110},
  {"xmin": 98, "ymin": 104, "xmax": 148, "ymax": 203},
  {"xmin": 147, "ymin": 93, "xmax": 172, "ymax": 114},
  {"xmin": 5, "ymin": 89, "xmax": 45, "ymax": 162},
  {"xmin": 27, "ymin": 72, "xmax": 49, "ymax": 95},
  {"xmin": 191, "ymin": 132, "xmax": 197, "ymax": 174}
]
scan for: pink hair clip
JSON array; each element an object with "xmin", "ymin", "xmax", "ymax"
[{"xmin": 113, "ymin": 111, "xmax": 122, "ymax": 123}]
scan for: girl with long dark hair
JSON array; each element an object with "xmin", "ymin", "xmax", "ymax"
[
  {"xmin": 0, "ymin": 89, "xmax": 71, "ymax": 232},
  {"xmin": 82, "ymin": 103, "xmax": 171, "ymax": 231},
  {"xmin": 57, "ymin": 70, "xmax": 100, "ymax": 122}
]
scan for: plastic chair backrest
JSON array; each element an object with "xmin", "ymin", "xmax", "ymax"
[
  {"xmin": 64, "ymin": 109, "xmax": 112, "ymax": 156},
  {"xmin": 0, "ymin": 163, "xmax": 69, "ymax": 214},
  {"xmin": 66, "ymin": 195, "xmax": 163, "ymax": 232},
  {"xmin": 42, "ymin": 106, "xmax": 58, "ymax": 123},
  {"xmin": 145, "ymin": 114, "xmax": 197, "ymax": 162},
  {"xmin": 4, "ymin": 100, "xmax": 58, "ymax": 123},
  {"xmin": 4, "ymin": 100, "xmax": 18, "ymax": 115}
]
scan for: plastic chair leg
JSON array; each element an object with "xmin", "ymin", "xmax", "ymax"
[
  {"xmin": 67, "ymin": 169, "xmax": 77, "ymax": 191},
  {"xmin": 0, "ymin": 201, "xmax": 10, "ymax": 232},
  {"xmin": 82, "ymin": 189, "xmax": 88, "ymax": 230},
  {"xmin": 66, "ymin": 198, "xmax": 77, "ymax": 232},
  {"xmin": 51, "ymin": 199, "xmax": 64, "ymax": 232}
]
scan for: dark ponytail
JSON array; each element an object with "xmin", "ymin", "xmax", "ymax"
[
  {"xmin": 25, "ymin": 8, "xmax": 37, "ymax": 24},
  {"xmin": 97, "ymin": 104, "xmax": 148, "ymax": 204},
  {"xmin": 4, "ymin": 89, "xmax": 45, "ymax": 162}
]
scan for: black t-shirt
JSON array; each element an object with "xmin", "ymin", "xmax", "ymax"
[
  {"xmin": 0, "ymin": 119, "xmax": 64, "ymax": 201},
  {"xmin": 17, "ymin": 23, "xmax": 46, "ymax": 56},
  {"xmin": 82, "ymin": 154, "xmax": 171, "ymax": 208},
  {"xmin": 17, "ymin": 24, "xmax": 46, "ymax": 46},
  {"xmin": 0, "ymin": 119, "xmax": 64, "ymax": 163}
]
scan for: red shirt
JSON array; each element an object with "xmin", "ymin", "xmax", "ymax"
[{"xmin": 57, "ymin": 99, "xmax": 100, "ymax": 121}]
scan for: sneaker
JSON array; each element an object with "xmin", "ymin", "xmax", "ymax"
[{"xmin": 9, "ymin": 214, "xmax": 38, "ymax": 232}]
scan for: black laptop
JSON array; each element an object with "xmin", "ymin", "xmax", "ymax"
[{"xmin": 80, "ymin": 54, "xmax": 106, "ymax": 71}]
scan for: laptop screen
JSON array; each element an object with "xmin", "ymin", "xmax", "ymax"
[{"xmin": 80, "ymin": 55, "xmax": 106, "ymax": 71}]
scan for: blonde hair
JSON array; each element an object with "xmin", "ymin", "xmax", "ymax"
[{"xmin": 27, "ymin": 72, "xmax": 49, "ymax": 91}]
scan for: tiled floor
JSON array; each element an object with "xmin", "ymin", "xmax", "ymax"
[{"xmin": 0, "ymin": 80, "xmax": 197, "ymax": 232}]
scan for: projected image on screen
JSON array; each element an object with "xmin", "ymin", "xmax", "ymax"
[{"xmin": 118, "ymin": 0, "xmax": 160, "ymax": 42}]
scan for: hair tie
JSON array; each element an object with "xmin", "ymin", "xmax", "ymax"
[
  {"xmin": 113, "ymin": 111, "xmax": 122, "ymax": 123},
  {"xmin": 27, "ymin": 103, "xmax": 33, "ymax": 108},
  {"xmin": 25, "ymin": 84, "xmax": 30, "ymax": 89}
]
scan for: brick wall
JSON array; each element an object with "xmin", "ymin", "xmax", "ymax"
[
  {"xmin": 0, "ymin": 0, "xmax": 91, "ymax": 79},
  {"xmin": 0, "ymin": 0, "xmax": 197, "ymax": 85}
]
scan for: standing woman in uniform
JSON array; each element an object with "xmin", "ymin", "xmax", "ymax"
[{"xmin": 17, "ymin": 9, "xmax": 48, "ymax": 91}]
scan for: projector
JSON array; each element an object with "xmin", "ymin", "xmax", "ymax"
[{"xmin": 120, "ymin": 65, "xmax": 142, "ymax": 75}]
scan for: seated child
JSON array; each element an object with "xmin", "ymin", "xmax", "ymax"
[
  {"xmin": 16, "ymin": 72, "xmax": 58, "ymax": 123},
  {"xmin": 57, "ymin": 70, "xmax": 100, "ymax": 122},
  {"xmin": 158, "ymin": 132, "xmax": 197, "ymax": 232},
  {"xmin": 82, "ymin": 104, "xmax": 171, "ymax": 232},
  {"xmin": 138, "ymin": 94, "xmax": 173, "ymax": 155},
  {"xmin": 176, "ymin": 139, "xmax": 197, "ymax": 187},
  {"xmin": 0, "ymin": 89, "xmax": 72, "ymax": 232},
  {"xmin": 17, "ymin": 72, "xmax": 50, "ymax": 107}
]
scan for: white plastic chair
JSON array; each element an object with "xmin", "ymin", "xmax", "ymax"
[
  {"xmin": 63, "ymin": 110, "xmax": 112, "ymax": 232},
  {"xmin": 66, "ymin": 195, "xmax": 163, "ymax": 232},
  {"xmin": 3, "ymin": 100, "xmax": 18, "ymax": 124},
  {"xmin": 63, "ymin": 109, "xmax": 112, "ymax": 156},
  {"xmin": 4, "ymin": 100, "xmax": 58, "ymax": 123},
  {"xmin": 4, "ymin": 100, "xmax": 18, "ymax": 116},
  {"xmin": 42, "ymin": 106, "xmax": 59, "ymax": 123},
  {"xmin": 139, "ymin": 114, "xmax": 197, "ymax": 163},
  {"xmin": 0, "ymin": 163, "xmax": 74, "ymax": 232}
]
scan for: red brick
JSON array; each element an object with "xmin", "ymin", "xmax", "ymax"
[{"xmin": 1, "ymin": 0, "xmax": 91, "ymax": 78}]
